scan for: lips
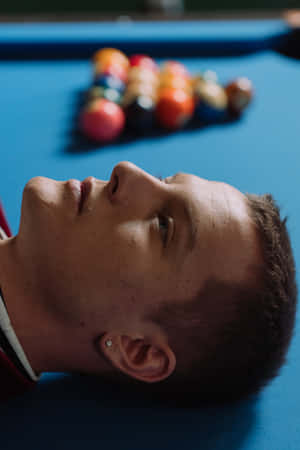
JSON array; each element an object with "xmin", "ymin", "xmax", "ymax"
[{"xmin": 78, "ymin": 179, "xmax": 92, "ymax": 214}]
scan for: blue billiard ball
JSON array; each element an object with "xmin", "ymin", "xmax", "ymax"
[{"xmin": 94, "ymin": 74, "xmax": 125, "ymax": 94}]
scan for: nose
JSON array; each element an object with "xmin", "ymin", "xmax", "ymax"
[{"xmin": 107, "ymin": 161, "xmax": 164, "ymax": 211}]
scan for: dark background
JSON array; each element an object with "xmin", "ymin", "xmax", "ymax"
[{"xmin": 0, "ymin": 0, "xmax": 300, "ymax": 16}]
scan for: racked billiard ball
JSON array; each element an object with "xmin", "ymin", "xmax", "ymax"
[
  {"xmin": 94, "ymin": 74, "xmax": 125, "ymax": 94},
  {"xmin": 85, "ymin": 86, "xmax": 122, "ymax": 105},
  {"xmin": 93, "ymin": 48, "xmax": 129, "ymax": 70},
  {"xmin": 156, "ymin": 88, "xmax": 195, "ymax": 130},
  {"xmin": 124, "ymin": 81, "xmax": 158, "ymax": 101},
  {"xmin": 124, "ymin": 95, "xmax": 156, "ymax": 132},
  {"xmin": 129, "ymin": 54, "xmax": 158, "ymax": 72},
  {"xmin": 194, "ymin": 80, "xmax": 228, "ymax": 123},
  {"xmin": 94, "ymin": 62, "xmax": 128, "ymax": 83},
  {"xmin": 80, "ymin": 98, "xmax": 125, "ymax": 143},
  {"xmin": 159, "ymin": 73, "xmax": 193, "ymax": 94},
  {"xmin": 128, "ymin": 66, "xmax": 159, "ymax": 85},
  {"xmin": 161, "ymin": 60, "xmax": 190, "ymax": 78},
  {"xmin": 225, "ymin": 77, "xmax": 253, "ymax": 115}
]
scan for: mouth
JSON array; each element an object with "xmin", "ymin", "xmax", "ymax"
[{"xmin": 78, "ymin": 178, "xmax": 92, "ymax": 215}]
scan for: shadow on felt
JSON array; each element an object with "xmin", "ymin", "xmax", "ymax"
[{"xmin": 0, "ymin": 371, "xmax": 259, "ymax": 450}]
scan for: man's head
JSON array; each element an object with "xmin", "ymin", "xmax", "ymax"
[{"xmin": 14, "ymin": 161, "xmax": 296, "ymax": 405}]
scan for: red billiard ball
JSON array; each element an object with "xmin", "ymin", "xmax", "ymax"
[
  {"xmin": 156, "ymin": 88, "xmax": 195, "ymax": 130},
  {"xmin": 80, "ymin": 98, "xmax": 125, "ymax": 143},
  {"xmin": 129, "ymin": 54, "xmax": 159, "ymax": 72}
]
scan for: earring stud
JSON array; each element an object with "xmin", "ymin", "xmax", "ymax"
[{"xmin": 105, "ymin": 339, "xmax": 113, "ymax": 347}]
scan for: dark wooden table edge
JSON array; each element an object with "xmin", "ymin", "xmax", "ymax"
[{"xmin": 0, "ymin": 9, "xmax": 289, "ymax": 23}]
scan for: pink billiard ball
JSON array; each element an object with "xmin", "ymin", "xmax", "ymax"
[{"xmin": 80, "ymin": 98, "xmax": 125, "ymax": 143}]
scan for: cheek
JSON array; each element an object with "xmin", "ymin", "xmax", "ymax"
[
  {"xmin": 91, "ymin": 220, "xmax": 149, "ymax": 260},
  {"xmin": 36, "ymin": 218, "xmax": 152, "ymax": 304},
  {"xmin": 55, "ymin": 221, "xmax": 147, "ymax": 287},
  {"xmin": 95, "ymin": 223, "xmax": 148, "ymax": 279}
]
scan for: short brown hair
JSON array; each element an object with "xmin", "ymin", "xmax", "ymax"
[{"xmin": 120, "ymin": 193, "xmax": 297, "ymax": 407}]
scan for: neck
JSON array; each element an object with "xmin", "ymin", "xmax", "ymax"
[
  {"xmin": 0, "ymin": 236, "xmax": 46, "ymax": 375},
  {"xmin": 0, "ymin": 236, "xmax": 112, "ymax": 378}
]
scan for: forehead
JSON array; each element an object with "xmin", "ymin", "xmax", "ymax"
[
  {"xmin": 174, "ymin": 172, "xmax": 259, "ymax": 289},
  {"xmin": 175, "ymin": 172, "xmax": 249, "ymax": 223}
]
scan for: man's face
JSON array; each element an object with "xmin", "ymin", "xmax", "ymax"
[{"xmin": 17, "ymin": 161, "xmax": 259, "ymax": 335}]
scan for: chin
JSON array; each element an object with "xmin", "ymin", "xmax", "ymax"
[
  {"xmin": 19, "ymin": 177, "xmax": 61, "ymax": 230},
  {"xmin": 24, "ymin": 175, "xmax": 55, "ymax": 193},
  {"xmin": 23, "ymin": 176, "xmax": 61, "ymax": 207}
]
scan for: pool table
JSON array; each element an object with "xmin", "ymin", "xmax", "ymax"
[{"xmin": 0, "ymin": 17, "xmax": 299, "ymax": 450}]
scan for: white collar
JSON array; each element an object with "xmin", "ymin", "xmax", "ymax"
[{"xmin": 0, "ymin": 226, "xmax": 7, "ymax": 240}]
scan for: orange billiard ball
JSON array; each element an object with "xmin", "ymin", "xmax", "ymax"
[{"xmin": 156, "ymin": 88, "xmax": 195, "ymax": 130}]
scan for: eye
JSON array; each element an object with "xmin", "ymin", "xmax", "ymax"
[
  {"xmin": 154, "ymin": 175, "xmax": 172, "ymax": 247},
  {"xmin": 157, "ymin": 213, "xmax": 169, "ymax": 247}
]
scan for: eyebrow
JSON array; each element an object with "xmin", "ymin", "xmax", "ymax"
[{"xmin": 180, "ymin": 200, "xmax": 197, "ymax": 259}]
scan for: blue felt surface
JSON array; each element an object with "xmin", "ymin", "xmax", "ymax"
[{"xmin": 0, "ymin": 20, "xmax": 299, "ymax": 450}]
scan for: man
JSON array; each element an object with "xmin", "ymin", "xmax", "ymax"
[{"xmin": 0, "ymin": 161, "xmax": 297, "ymax": 406}]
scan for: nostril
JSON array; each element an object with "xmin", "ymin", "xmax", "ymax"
[{"xmin": 112, "ymin": 175, "xmax": 119, "ymax": 194}]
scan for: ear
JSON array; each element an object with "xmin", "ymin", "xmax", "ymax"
[{"xmin": 97, "ymin": 332, "xmax": 176, "ymax": 383}]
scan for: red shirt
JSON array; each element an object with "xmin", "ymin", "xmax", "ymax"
[{"xmin": 0, "ymin": 200, "xmax": 36, "ymax": 402}]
